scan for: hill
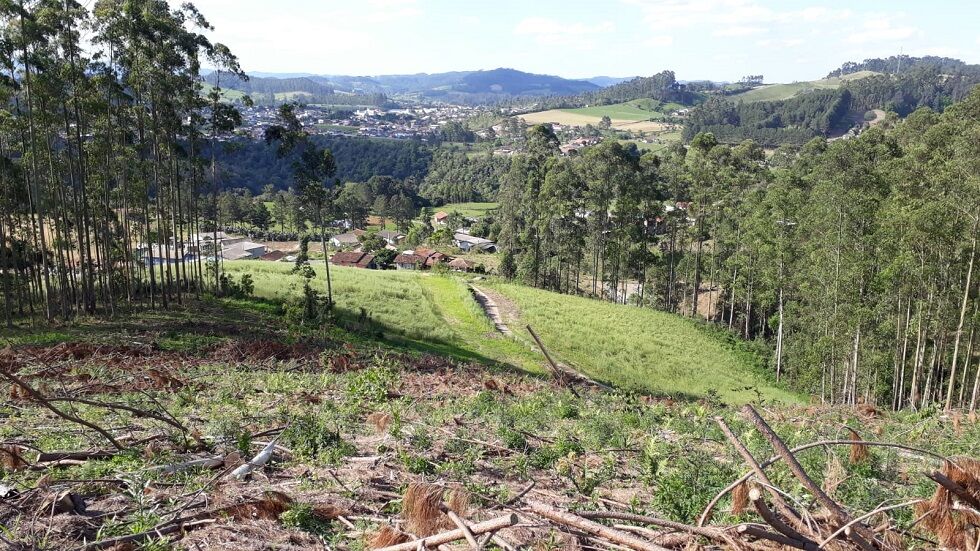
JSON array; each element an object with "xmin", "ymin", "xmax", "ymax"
[
  {"xmin": 728, "ymin": 70, "xmax": 878, "ymax": 103},
  {"xmin": 224, "ymin": 262, "xmax": 795, "ymax": 404},
  {"xmin": 206, "ymin": 68, "xmax": 599, "ymax": 104}
]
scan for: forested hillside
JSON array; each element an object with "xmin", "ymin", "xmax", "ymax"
[
  {"xmin": 494, "ymin": 88, "xmax": 980, "ymax": 410},
  {"xmin": 686, "ymin": 58, "xmax": 980, "ymax": 145},
  {"xmin": 205, "ymin": 136, "xmax": 432, "ymax": 191}
]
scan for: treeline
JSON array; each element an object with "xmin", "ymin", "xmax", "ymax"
[
  {"xmin": 827, "ymin": 55, "xmax": 980, "ymax": 78},
  {"xmin": 203, "ymin": 135, "xmax": 432, "ymax": 192},
  {"xmin": 0, "ymin": 0, "xmax": 249, "ymax": 323},
  {"xmin": 419, "ymin": 149, "xmax": 509, "ymax": 204},
  {"xmin": 497, "ymin": 88, "xmax": 980, "ymax": 411},
  {"xmin": 685, "ymin": 67, "xmax": 980, "ymax": 145}
]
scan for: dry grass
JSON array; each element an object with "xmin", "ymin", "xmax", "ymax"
[
  {"xmin": 730, "ymin": 482, "xmax": 749, "ymax": 515},
  {"xmin": 916, "ymin": 458, "xmax": 980, "ymax": 549},
  {"xmin": 368, "ymin": 526, "xmax": 410, "ymax": 548},
  {"xmin": 847, "ymin": 428, "xmax": 870, "ymax": 465},
  {"xmin": 402, "ymin": 482, "xmax": 446, "ymax": 536}
]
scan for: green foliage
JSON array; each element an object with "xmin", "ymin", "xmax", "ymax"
[{"xmin": 283, "ymin": 414, "xmax": 356, "ymax": 463}]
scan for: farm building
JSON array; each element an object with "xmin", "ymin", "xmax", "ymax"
[
  {"xmin": 330, "ymin": 229, "xmax": 366, "ymax": 248},
  {"xmin": 221, "ymin": 241, "xmax": 266, "ymax": 261},
  {"xmin": 453, "ymin": 232, "xmax": 496, "ymax": 253},
  {"xmin": 330, "ymin": 251, "xmax": 376, "ymax": 269},
  {"xmin": 449, "ymin": 258, "xmax": 476, "ymax": 272}
]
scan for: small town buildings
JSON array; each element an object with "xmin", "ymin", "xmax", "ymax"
[
  {"xmin": 330, "ymin": 229, "xmax": 366, "ymax": 248},
  {"xmin": 330, "ymin": 251, "xmax": 376, "ymax": 269},
  {"xmin": 453, "ymin": 231, "xmax": 496, "ymax": 253}
]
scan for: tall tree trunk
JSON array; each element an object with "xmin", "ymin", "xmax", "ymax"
[{"xmin": 945, "ymin": 220, "xmax": 978, "ymax": 410}]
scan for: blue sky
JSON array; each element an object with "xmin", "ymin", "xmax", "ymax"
[{"xmin": 182, "ymin": 0, "xmax": 980, "ymax": 82}]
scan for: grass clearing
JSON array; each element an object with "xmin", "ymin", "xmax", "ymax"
[
  {"xmin": 435, "ymin": 201, "xmax": 499, "ymax": 218},
  {"xmin": 223, "ymin": 262, "xmax": 793, "ymax": 403},
  {"xmin": 223, "ymin": 261, "xmax": 543, "ymax": 373},
  {"xmin": 730, "ymin": 70, "xmax": 878, "ymax": 103},
  {"xmin": 484, "ymin": 281, "xmax": 800, "ymax": 404}
]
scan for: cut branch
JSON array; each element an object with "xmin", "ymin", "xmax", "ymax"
[
  {"xmin": 374, "ymin": 513, "xmax": 519, "ymax": 551},
  {"xmin": 527, "ymin": 500, "xmax": 669, "ymax": 551}
]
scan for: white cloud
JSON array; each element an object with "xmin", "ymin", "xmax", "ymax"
[
  {"xmin": 846, "ymin": 19, "xmax": 920, "ymax": 44},
  {"xmin": 714, "ymin": 26, "xmax": 765, "ymax": 37},
  {"xmin": 644, "ymin": 35, "xmax": 674, "ymax": 47},
  {"xmin": 513, "ymin": 17, "xmax": 615, "ymax": 48}
]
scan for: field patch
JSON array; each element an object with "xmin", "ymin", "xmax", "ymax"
[{"xmin": 729, "ymin": 70, "xmax": 878, "ymax": 103}]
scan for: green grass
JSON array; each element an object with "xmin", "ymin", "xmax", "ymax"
[
  {"xmin": 484, "ymin": 282, "xmax": 800, "ymax": 404},
  {"xmin": 436, "ymin": 202, "xmax": 499, "ymax": 218},
  {"xmin": 222, "ymin": 261, "xmax": 542, "ymax": 373},
  {"xmin": 222, "ymin": 261, "xmax": 794, "ymax": 404},
  {"xmin": 561, "ymin": 99, "xmax": 687, "ymax": 121},
  {"xmin": 729, "ymin": 71, "xmax": 879, "ymax": 103}
]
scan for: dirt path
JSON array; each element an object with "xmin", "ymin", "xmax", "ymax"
[{"xmin": 469, "ymin": 285, "xmax": 513, "ymax": 335}]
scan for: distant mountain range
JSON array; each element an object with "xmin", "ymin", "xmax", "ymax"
[{"xmin": 205, "ymin": 68, "xmax": 634, "ymax": 102}]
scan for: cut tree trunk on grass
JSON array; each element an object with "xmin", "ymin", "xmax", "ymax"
[
  {"xmin": 36, "ymin": 451, "xmax": 116, "ymax": 463},
  {"xmin": 577, "ymin": 511, "xmax": 735, "ymax": 548},
  {"xmin": 229, "ymin": 439, "xmax": 277, "ymax": 480},
  {"xmin": 373, "ymin": 513, "xmax": 518, "ymax": 551},
  {"xmin": 526, "ymin": 501, "xmax": 669, "ymax": 551},
  {"xmin": 80, "ymin": 518, "xmax": 215, "ymax": 550}
]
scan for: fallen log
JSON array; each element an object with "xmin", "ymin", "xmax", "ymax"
[
  {"xmin": 527, "ymin": 501, "xmax": 669, "ymax": 551},
  {"xmin": 373, "ymin": 513, "xmax": 518, "ymax": 551},
  {"xmin": 698, "ymin": 439, "xmax": 951, "ymax": 527},
  {"xmin": 748, "ymin": 488, "xmax": 815, "ymax": 546},
  {"xmin": 79, "ymin": 518, "xmax": 215, "ymax": 550},
  {"xmin": 736, "ymin": 524, "xmax": 812, "ymax": 550},
  {"xmin": 36, "ymin": 451, "xmax": 116, "ymax": 463},
  {"xmin": 741, "ymin": 406, "xmax": 880, "ymax": 550},
  {"xmin": 577, "ymin": 511, "xmax": 737, "ymax": 548},
  {"xmin": 229, "ymin": 439, "xmax": 277, "ymax": 480}
]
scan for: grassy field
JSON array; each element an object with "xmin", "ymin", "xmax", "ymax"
[
  {"xmin": 730, "ymin": 70, "xmax": 878, "ymax": 103},
  {"xmin": 436, "ymin": 202, "xmax": 499, "ymax": 218},
  {"xmin": 484, "ymin": 282, "xmax": 800, "ymax": 404},
  {"xmin": 223, "ymin": 261, "xmax": 542, "ymax": 373},
  {"xmin": 222, "ymin": 262, "xmax": 795, "ymax": 403},
  {"xmin": 561, "ymin": 99, "xmax": 686, "ymax": 121},
  {"xmin": 520, "ymin": 99, "xmax": 676, "ymax": 133}
]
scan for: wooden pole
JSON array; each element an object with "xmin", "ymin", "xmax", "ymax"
[{"xmin": 374, "ymin": 514, "xmax": 518, "ymax": 551}]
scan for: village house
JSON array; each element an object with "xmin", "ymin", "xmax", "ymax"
[
  {"xmin": 330, "ymin": 229, "xmax": 366, "ymax": 248},
  {"xmin": 432, "ymin": 211, "xmax": 450, "ymax": 227},
  {"xmin": 330, "ymin": 251, "xmax": 376, "ymax": 269},
  {"xmin": 378, "ymin": 230, "xmax": 406, "ymax": 246},
  {"xmin": 221, "ymin": 241, "xmax": 266, "ymax": 261},
  {"xmin": 453, "ymin": 231, "xmax": 496, "ymax": 253},
  {"xmin": 393, "ymin": 252, "xmax": 421, "ymax": 270}
]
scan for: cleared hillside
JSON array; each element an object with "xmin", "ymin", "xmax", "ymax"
[
  {"xmin": 729, "ymin": 70, "xmax": 878, "ymax": 103},
  {"xmin": 224, "ymin": 262, "xmax": 795, "ymax": 403}
]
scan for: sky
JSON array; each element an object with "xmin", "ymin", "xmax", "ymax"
[{"xmin": 178, "ymin": 0, "xmax": 980, "ymax": 82}]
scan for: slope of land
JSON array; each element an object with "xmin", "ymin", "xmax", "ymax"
[
  {"xmin": 224, "ymin": 262, "xmax": 793, "ymax": 404},
  {"xmin": 519, "ymin": 98, "xmax": 684, "ymax": 134},
  {"xmin": 728, "ymin": 70, "xmax": 878, "ymax": 103},
  {"xmin": 2, "ymin": 286, "xmax": 977, "ymax": 550}
]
